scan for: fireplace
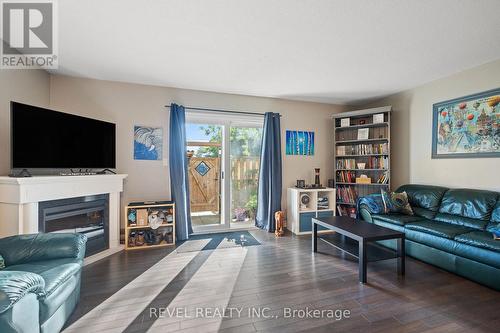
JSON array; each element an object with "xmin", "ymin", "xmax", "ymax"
[{"xmin": 38, "ymin": 194, "xmax": 109, "ymax": 257}]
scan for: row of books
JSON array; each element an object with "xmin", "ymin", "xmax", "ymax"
[
  {"xmin": 336, "ymin": 186, "xmax": 357, "ymax": 204},
  {"xmin": 337, "ymin": 205, "xmax": 357, "ymax": 218},
  {"xmin": 336, "ymin": 159, "xmax": 357, "ymax": 169},
  {"xmin": 336, "ymin": 170, "xmax": 356, "ymax": 183},
  {"xmin": 367, "ymin": 156, "xmax": 389, "ymax": 169},
  {"xmin": 336, "ymin": 157, "xmax": 389, "ymax": 170},
  {"xmin": 336, "ymin": 143, "xmax": 388, "ymax": 156}
]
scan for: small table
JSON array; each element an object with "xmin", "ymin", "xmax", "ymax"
[{"xmin": 312, "ymin": 216, "xmax": 405, "ymax": 283}]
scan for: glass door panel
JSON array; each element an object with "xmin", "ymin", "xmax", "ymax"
[
  {"xmin": 186, "ymin": 123, "xmax": 223, "ymax": 229},
  {"xmin": 229, "ymin": 126, "xmax": 263, "ymax": 229}
]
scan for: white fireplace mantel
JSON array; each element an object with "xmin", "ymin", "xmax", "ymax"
[{"xmin": 0, "ymin": 174, "xmax": 128, "ymax": 261}]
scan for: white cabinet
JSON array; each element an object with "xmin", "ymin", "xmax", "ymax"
[{"xmin": 286, "ymin": 188, "xmax": 336, "ymax": 235}]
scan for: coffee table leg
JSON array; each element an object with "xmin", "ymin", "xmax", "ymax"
[
  {"xmin": 359, "ymin": 240, "xmax": 367, "ymax": 283},
  {"xmin": 398, "ymin": 236, "xmax": 405, "ymax": 275},
  {"xmin": 312, "ymin": 221, "xmax": 318, "ymax": 252}
]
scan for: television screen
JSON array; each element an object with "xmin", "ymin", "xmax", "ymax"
[{"xmin": 11, "ymin": 102, "xmax": 116, "ymax": 169}]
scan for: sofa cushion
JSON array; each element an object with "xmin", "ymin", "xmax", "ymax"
[
  {"xmin": 453, "ymin": 239, "xmax": 500, "ymax": 270},
  {"xmin": 435, "ymin": 189, "xmax": 498, "ymax": 230},
  {"xmin": 405, "ymin": 220, "xmax": 473, "ymax": 239},
  {"xmin": 486, "ymin": 200, "xmax": 500, "ymax": 232},
  {"xmin": 396, "ymin": 184, "xmax": 448, "ymax": 219},
  {"xmin": 455, "ymin": 231, "xmax": 500, "ymax": 253},
  {"xmin": 404, "ymin": 229, "xmax": 458, "ymax": 254},
  {"xmin": 435, "ymin": 213, "xmax": 491, "ymax": 231},
  {"xmin": 371, "ymin": 219, "xmax": 405, "ymax": 233},
  {"xmin": 411, "ymin": 207, "xmax": 437, "ymax": 220},
  {"xmin": 381, "ymin": 190, "xmax": 414, "ymax": 215},
  {"xmin": 372, "ymin": 214, "xmax": 424, "ymax": 226},
  {"xmin": 396, "ymin": 184, "xmax": 449, "ymax": 210},
  {"xmin": 405, "ymin": 229, "xmax": 500, "ymax": 270}
]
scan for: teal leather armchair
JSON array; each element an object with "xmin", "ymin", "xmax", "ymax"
[
  {"xmin": 359, "ymin": 184, "xmax": 500, "ymax": 290},
  {"xmin": 0, "ymin": 233, "xmax": 87, "ymax": 333}
]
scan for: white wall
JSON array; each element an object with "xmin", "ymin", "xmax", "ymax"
[
  {"xmin": 361, "ymin": 59, "xmax": 500, "ymax": 191},
  {"xmin": 49, "ymin": 75, "xmax": 345, "ymax": 226},
  {"xmin": 0, "ymin": 70, "xmax": 50, "ymax": 175}
]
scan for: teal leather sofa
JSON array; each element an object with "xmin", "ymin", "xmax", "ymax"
[
  {"xmin": 0, "ymin": 233, "xmax": 87, "ymax": 333},
  {"xmin": 359, "ymin": 184, "xmax": 500, "ymax": 291}
]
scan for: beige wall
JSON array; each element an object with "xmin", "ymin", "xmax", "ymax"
[
  {"xmin": 49, "ymin": 75, "xmax": 345, "ymax": 223},
  {"xmin": 361, "ymin": 59, "xmax": 500, "ymax": 191},
  {"xmin": 0, "ymin": 70, "xmax": 50, "ymax": 175}
]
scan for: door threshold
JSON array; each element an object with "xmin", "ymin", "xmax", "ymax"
[{"xmin": 191, "ymin": 226, "xmax": 258, "ymax": 236}]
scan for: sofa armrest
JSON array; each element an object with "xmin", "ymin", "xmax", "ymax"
[
  {"xmin": 0, "ymin": 271, "xmax": 45, "ymax": 314},
  {"xmin": 0, "ymin": 233, "xmax": 87, "ymax": 266},
  {"xmin": 357, "ymin": 194, "xmax": 386, "ymax": 222}
]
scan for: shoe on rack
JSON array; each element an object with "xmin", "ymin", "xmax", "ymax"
[
  {"xmin": 136, "ymin": 231, "xmax": 145, "ymax": 246},
  {"xmin": 128, "ymin": 231, "xmax": 136, "ymax": 247},
  {"xmin": 145, "ymin": 230, "xmax": 156, "ymax": 245}
]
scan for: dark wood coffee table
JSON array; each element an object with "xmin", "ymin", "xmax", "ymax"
[{"xmin": 312, "ymin": 216, "xmax": 405, "ymax": 283}]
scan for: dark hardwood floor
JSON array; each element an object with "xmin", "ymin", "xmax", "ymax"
[{"xmin": 64, "ymin": 230, "xmax": 500, "ymax": 333}]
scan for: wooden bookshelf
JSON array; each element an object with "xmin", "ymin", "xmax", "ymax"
[
  {"xmin": 124, "ymin": 201, "xmax": 175, "ymax": 250},
  {"xmin": 332, "ymin": 106, "xmax": 392, "ymax": 217}
]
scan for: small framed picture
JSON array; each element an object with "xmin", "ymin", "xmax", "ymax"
[
  {"xmin": 373, "ymin": 113, "xmax": 384, "ymax": 124},
  {"xmin": 357, "ymin": 128, "xmax": 369, "ymax": 140},
  {"xmin": 340, "ymin": 118, "xmax": 350, "ymax": 127}
]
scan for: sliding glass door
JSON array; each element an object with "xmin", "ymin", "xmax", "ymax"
[
  {"xmin": 229, "ymin": 126, "xmax": 262, "ymax": 229},
  {"xmin": 186, "ymin": 113, "xmax": 263, "ymax": 233}
]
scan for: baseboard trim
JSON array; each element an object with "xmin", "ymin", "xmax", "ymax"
[{"xmin": 84, "ymin": 245, "xmax": 124, "ymax": 266}]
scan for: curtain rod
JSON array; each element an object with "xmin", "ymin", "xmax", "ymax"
[{"xmin": 165, "ymin": 104, "xmax": 281, "ymax": 117}]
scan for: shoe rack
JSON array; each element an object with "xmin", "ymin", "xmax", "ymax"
[{"xmin": 124, "ymin": 201, "xmax": 176, "ymax": 250}]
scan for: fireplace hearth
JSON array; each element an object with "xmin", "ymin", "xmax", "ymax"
[{"xmin": 39, "ymin": 194, "xmax": 109, "ymax": 257}]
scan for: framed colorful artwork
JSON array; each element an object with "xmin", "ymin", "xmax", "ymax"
[
  {"xmin": 134, "ymin": 126, "xmax": 163, "ymax": 160},
  {"xmin": 285, "ymin": 130, "xmax": 315, "ymax": 155},
  {"xmin": 432, "ymin": 88, "xmax": 500, "ymax": 158}
]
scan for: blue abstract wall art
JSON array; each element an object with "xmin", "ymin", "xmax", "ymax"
[
  {"xmin": 286, "ymin": 130, "xmax": 315, "ymax": 156},
  {"xmin": 134, "ymin": 126, "xmax": 163, "ymax": 160}
]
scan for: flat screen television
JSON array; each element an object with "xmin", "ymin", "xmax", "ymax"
[{"xmin": 11, "ymin": 102, "xmax": 116, "ymax": 169}]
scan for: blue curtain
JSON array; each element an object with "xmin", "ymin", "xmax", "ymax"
[
  {"xmin": 169, "ymin": 104, "xmax": 193, "ymax": 241},
  {"xmin": 255, "ymin": 112, "xmax": 282, "ymax": 232}
]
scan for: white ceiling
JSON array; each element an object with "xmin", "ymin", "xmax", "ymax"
[{"xmin": 53, "ymin": 0, "xmax": 500, "ymax": 105}]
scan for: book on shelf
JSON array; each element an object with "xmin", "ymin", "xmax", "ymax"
[
  {"xmin": 340, "ymin": 118, "xmax": 350, "ymax": 127},
  {"xmin": 337, "ymin": 205, "xmax": 346, "ymax": 216},
  {"xmin": 336, "ymin": 170, "xmax": 356, "ymax": 183},
  {"xmin": 337, "ymin": 205, "xmax": 357, "ymax": 218},
  {"xmin": 336, "ymin": 186, "xmax": 357, "ymax": 204},
  {"xmin": 377, "ymin": 171, "xmax": 390, "ymax": 184},
  {"xmin": 373, "ymin": 113, "xmax": 384, "ymax": 124},
  {"xmin": 357, "ymin": 128, "xmax": 369, "ymax": 140},
  {"xmin": 336, "ymin": 143, "xmax": 388, "ymax": 156}
]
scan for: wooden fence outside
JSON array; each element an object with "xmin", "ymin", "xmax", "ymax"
[{"xmin": 188, "ymin": 156, "xmax": 260, "ymax": 213}]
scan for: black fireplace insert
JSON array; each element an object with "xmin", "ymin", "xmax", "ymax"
[{"xmin": 38, "ymin": 194, "xmax": 109, "ymax": 257}]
